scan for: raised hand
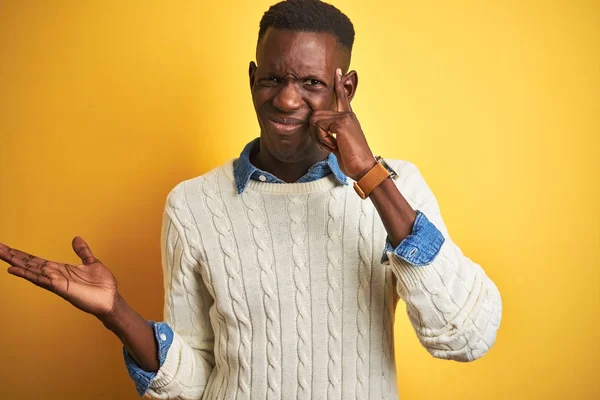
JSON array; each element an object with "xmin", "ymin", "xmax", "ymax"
[
  {"xmin": 310, "ymin": 67, "xmax": 377, "ymax": 181},
  {"xmin": 1, "ymin": 236, "xmax": 118, "ymax": 319}
]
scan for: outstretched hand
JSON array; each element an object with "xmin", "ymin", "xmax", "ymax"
[{"xmin": 1, "ymin": 237, "xmax": 118, "ymax": 320}]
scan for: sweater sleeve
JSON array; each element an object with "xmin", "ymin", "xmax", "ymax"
[
  {"xmin": 139, "ymin": 195, "xmax": 216, "ymax": 399},
  {"xmin": 384, "ymin": 161, "xmax": 502, "ymax": 362}
]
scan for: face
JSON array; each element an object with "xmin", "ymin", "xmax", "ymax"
[{"xmin": 249, "ymin": 28, "xmax": 355, "ymax": 163}]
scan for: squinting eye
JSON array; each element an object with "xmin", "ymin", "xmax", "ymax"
[
  {"xmin": 261, "ymin": 76, "xmax": 280, "ymax": 86},
  {"xmin": 304, "ymin": 79, "xmax": 323, "ymax": 86}
]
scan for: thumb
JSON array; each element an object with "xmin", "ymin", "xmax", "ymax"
[{"xmin": 72, "ymin": 236, "xmax": 97, "ymax": 264}]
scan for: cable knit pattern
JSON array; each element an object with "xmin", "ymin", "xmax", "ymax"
[
  {"xmin": 326, "ymin": 187, "xmax": 344, "ymax": 400},
  {"xmin": 167, "ymin": 185, "xmax": 215, "ymax": 352},
  {"xmin": 240, "ymin": 189, "xmax": 282, "ymax": 400},
  {"xmin": 191, "ymin": 176, "xmax": 232, "ymax": 400},
  {"xmin": 202, "ymin": 172, "xmax": 253, "ymax": 399},
  {"xmin": 168, "ymin": 188, "xmax": 202, "ymax": 318},
  {"xmin": 134, "ymin": 159, "xmax": 502, "ymax": 400},
  {"xmin": 288, "ymin": 195, "xmax": 312, "ymax": 400},
  {"xmin": 381, "ymin": 267, "xmax": 392, "ymax": 399},
  {"xmin": 355, "ymin": 197, "xmax": 371, "ymax": 399}
]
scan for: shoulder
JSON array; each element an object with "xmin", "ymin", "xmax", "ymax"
[
  {"xmin": 382, "ymin": 158, "xmax": 420, "ymax": 178},
  {"xmin": 382, "ymin": 158, "xmax": 435, "ymax": 205},
  {"xmin": 383, "ymin": 158, "xmax": 427, "ymax": 187},
  {"xmin": 165, "ymin": 159, "xmax": 235, "ymax": 209}
]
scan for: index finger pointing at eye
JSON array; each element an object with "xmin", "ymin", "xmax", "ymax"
[{"xmin": 335, "ymin": 67, "xmax": 352, "ymax": 113}]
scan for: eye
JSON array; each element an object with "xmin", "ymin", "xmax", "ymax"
[
  {"xmin": 262, "ymin": 76, "xmax": 280, "ymax": 86},
  {"xmin": 303, "ymin": 78, "xmax": 323, "ymax": 86}
]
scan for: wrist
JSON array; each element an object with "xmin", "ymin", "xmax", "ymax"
[
  {"xmin": 352, "ymin": 157, "xmax": 377, "ymax": 181},
  {"xmin": 99, "ymin": 293, "xmax": 129, "ymax": 330}
]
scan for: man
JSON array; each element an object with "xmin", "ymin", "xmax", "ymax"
[{"xmin": 0, "ymin": 0, "xmax": 502, "ymax": 399}]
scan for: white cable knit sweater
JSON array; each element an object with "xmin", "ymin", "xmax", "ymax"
[{"xmin": 145, "ymin": 158, "xmax": 502, "ymax": 400}]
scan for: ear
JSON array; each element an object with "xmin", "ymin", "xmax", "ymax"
[
  {"xmin": 249, "ymin": 61, "xmax": 257, "ymax": 90},
  {"xmin": 344, "ymin": 70, "xmax": 359, "ymax": 103}
]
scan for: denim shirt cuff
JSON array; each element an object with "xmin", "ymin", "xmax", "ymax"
[
  {"xmin": 123, "ymin": 321, "xmax": 174, "ymax": 396},
  {"xmin": 380, "ymin": 210, "xmax": 445, "ymax": 266}
]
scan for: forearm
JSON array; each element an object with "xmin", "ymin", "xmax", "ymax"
[
  {"xmin": 369, "ymin": 176, "xmax": 417, "ymax": 246},
  {"xmin": 101, "ymin": 294, "xmax": 159, "ymax": 372}
]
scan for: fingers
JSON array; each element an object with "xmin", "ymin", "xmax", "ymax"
[
  {"xmin": 0, "ymin": 243, "xmax": 47, "ymax": 270},
  {"xmin": 313, "ymin": 117, "xmax": 342, "ymax": 134},
  {"xmin": 334, "ymin": 68, "xmax": 352, "ymax": 113},
  {"xmin": 335, "ymin": 68, "xmax": 344, "ymax": 112},
  {"xmin": 1, "ymin": 242, "xmax": 59, "ymax": 292},
  {"xmin": 308, "ymin": 113, "xmax": 336, "ymax": 151},
  {"xmin": 2, "ymin": 241, "xmax": 74, "ymax": 293},
  {"xmin": 311, "ymin": 114, "xmax": 345, "ymax": 151},
  {"xmin": 315, "ymin": 126, "xmax": 337, "ymax": 151},
  {"xmin": 7, "ymin": 264, "xmax": 54, "ymax": 291},
  {"xmin": 72, "ymin": 236, "xmax": 97, "ymax": 265},
  {"xmin": 7, "ymin": 261, "xmax": 74, "ymax": 297},
  {"xmin": 311, "ymin": 110, "xmax": 342, "ymax": 119},
  {"xmin": 311, "ymin": 68, "xmax": 354, "ymax": 151}
]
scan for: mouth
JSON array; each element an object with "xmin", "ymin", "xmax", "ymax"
[{"xmin": 267, "ymin": 117, "xmax": 306, "ymax": 133}]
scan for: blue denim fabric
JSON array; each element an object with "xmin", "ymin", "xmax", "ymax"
[
  {"xmin": 123, "ymin": 321, "xmax": 174, "ymax": 396},
  {"xmin": 381, "ymin": 210, "xmax": 445, "ymax": 266},
  {"xmin": 232, "ymin": 138, "xmax": 348, "ymax": 193}
]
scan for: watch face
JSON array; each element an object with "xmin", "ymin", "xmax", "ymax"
[{"xmin": 377, "ymin": 157, "xmax": 398, "ymax": 179}]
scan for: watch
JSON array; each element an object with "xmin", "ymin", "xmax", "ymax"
[
  {"xmin": 353, "ymin": 156, "xmax": 398, "ymax": 199},
  {"xmin": 375, "ymin": 156, "xmax": 398, "ymax": 179}
]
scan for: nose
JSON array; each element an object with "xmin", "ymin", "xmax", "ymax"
[{"xmin": 272, "ymin": 81, "xmax": 303, "ymax": 113}]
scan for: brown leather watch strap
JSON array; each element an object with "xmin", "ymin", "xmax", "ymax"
[{"xmin": 353, "ymin": 161, "xmax": 390, "ymax": 199}]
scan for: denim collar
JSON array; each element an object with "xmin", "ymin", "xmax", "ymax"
[{"xmin": 233, "ymin": 138, "xmax": 348, "ymax": 194}]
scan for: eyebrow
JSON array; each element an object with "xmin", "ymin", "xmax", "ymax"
[{"xmin": 262, "ymin": 71, "xmax": 329, "ymax": 82}]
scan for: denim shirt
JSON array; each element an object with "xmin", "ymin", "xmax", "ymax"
[
  {"xmin": 232, "ymin": 138, "xmax": 348, "ymax": 193},
  {"xmin": 124, "ymin": 138, "xmax": 445, "ymax": 395}
]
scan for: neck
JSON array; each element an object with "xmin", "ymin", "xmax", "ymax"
[{"xmin": 251, "ymin": 141, "xmax": 329, "ymax": 183}]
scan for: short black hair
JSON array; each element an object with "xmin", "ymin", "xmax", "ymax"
[{"xmin": 258, "ymin": 0, "xmax": 355, "ymax": 53}]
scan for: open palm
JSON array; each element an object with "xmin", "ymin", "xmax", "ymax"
[{"xmin": 1, "ymin": 236, "xmax": 118, "ymax": 318}]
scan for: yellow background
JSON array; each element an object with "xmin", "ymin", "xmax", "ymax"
[{"xmin": 0, "ymin": 0, "xmax": 598, "ymax": 399}]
